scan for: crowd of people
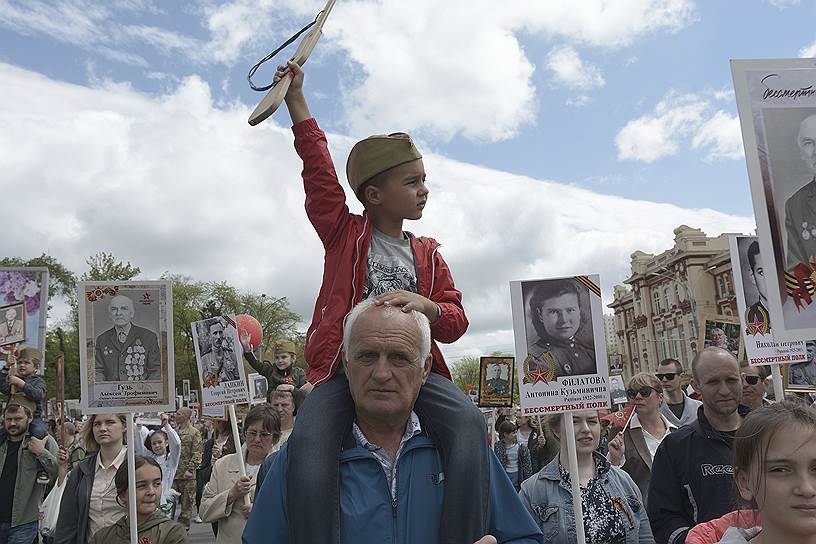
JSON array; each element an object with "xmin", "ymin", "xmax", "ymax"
[{"xmin": 3, "ymin": 58, "xmax": 816, "ymax": 544}]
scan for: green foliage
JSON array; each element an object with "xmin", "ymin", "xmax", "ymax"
[
  {"xmin": 451, "ymin": 355, "xmax": 480, "ymax": 394},
  {"xmin": 82, "ymin": 252, "xmax": 141, "ymax": 282}
]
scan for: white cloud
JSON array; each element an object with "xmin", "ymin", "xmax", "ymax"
[
  {"xmin": 616, "ymin": 91, "xmax": 743, "ymax": 162},
  {"xmin": 767, "ymin": 0, "xmax": 800, "ymax": 8},
  {"xmin": 799, "ymin": 40, "xmax": 816, "ymax": 59},
  {"xmin": 692, "ymin": 110, "xmax": 744, "ymax": 160},
  {"xmin": 546, "ymin": 46, "xmax": 606, "ymax": 90},
  {"xmin": 0, "ymin": 62, "xmax": 754, "ymax": 363}
]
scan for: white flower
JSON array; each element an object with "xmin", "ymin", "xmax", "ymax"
[{"xmin": 23, "ymin": 280, "xmax": 38, "ymax": 297}]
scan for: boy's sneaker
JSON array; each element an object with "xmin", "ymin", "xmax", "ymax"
[{"xmin": 36, "ymin": 471, "xmax": 50, "ymax": 485}]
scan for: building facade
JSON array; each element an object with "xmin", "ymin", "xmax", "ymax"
[
  {"xmin": 603, "ymin": 314, "xmax": 620, "ymax": 355},
  {"xmin": 608, "ymin": 226, "xmax": 740, "ymax": 380}
]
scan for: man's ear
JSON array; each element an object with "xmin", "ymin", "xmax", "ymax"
[
  {"xmin": 691, "ymin": 379, "xmax": 700, "ymax": 395},
  {"xmin": 420, "ymin": 354, "xmax": 433, "ymax": 384}
]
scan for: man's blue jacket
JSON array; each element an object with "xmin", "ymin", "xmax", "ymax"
[{"xmin": 243, "ymin": 433, "xmax": 543, "ymax": 543}]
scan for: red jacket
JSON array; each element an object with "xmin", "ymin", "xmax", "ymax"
[
  {"xmin": 293, "ymin": 118, "xmax": 469, "ymax": 386},
  {"xmin": 686, "ymin": 510, "xmax": 761, "ymax": 544}
]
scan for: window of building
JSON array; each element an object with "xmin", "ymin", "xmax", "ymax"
[
  {"xmin": 657, "ymin": 331, "xmax": 667, "ymax": 361},
  {"xmin": 669, "ymin": 327, "xmax": 681, "ymax": 359},
  {"xmin": 665, "ymin": 287, "xmax": 673, "ymax": 309},
  {"xmin": 653, "ymin": 290, "xmax": 662, "ymax": 314}
]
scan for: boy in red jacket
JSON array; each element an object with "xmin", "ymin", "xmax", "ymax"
[{"xmin": 271, "ymin": 61, "xmax": 488, "ymax": 544}]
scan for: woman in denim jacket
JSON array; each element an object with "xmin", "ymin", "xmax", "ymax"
[{"xmin": 519, "ymin": 411, "xmax": 654, "ymax": 544}]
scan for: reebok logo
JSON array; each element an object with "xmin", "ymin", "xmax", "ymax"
[{"xmin": 701, "ymin": 464, "xmax": 733, "ymax": 476}]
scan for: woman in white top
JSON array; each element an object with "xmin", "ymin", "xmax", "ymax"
[
  {"xmin": 200, "ymin": 405, "xmax": 280, "ymax": 544},
  {"xmin": 134, "ymin": 412, "xmax": 181, "ymax": 514},
  {"xmin": 608, "ymin": 372, "xmax": 676, "ymax": 506},
  {"xmin": 54, "ymin": 413, "xmax": 128, "ymax": 544}
]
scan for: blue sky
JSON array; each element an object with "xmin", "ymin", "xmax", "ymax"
[{"xmin": 2, "ymin": 0, "xmax": 806, "ymax": 359}]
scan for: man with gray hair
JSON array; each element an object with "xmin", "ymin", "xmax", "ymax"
[
  {"xmin": 94, "ymin": 294, "xmax": 160, "ymax": 381},
  {"xmin": 244, "ymin": 299, "xmax": 542, "ymax": 543},
  {"xmin": 647, "ymin": 347, "xmax": 747, "ymax": 544}
]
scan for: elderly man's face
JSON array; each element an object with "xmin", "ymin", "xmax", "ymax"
[
  {"xmin": 799, "ymin": 115, "xmax": 816, "ymax": 175},
  {"xmin": 209, "ymin": 323, "xmax": 224, "ymax": 349},
  {"xmin": 344, "ymin": 307, "xmax": 431, "ymax": 422},
  {"xmin": 711, "ymin": 328, "xmax": 727, "ymax": 348},
  {"xmin": 537, "ymin": 292, "xmax": 580, "ymax": 341},
  {"xmin": 108, "ymin": 296, "xmax": 135, "ymax": 328},
  {"xmin": 5, "ymin": 309, "xmax": 15, "ymax": 322}
]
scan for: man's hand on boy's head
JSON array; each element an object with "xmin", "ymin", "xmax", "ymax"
[{"xmin": 374, "ymin": 290, "xmax": 441, "ymax": 325}]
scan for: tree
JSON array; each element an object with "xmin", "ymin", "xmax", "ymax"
[
  {"xmin": 451, "ymin": 355, "xmax": 480, "ymax": 395},
  {"xmin": 82, "ymin": 252, "xmax": 141, "ymax": 282},
  {"xmin": 0, "ymin": 253, "xmax": 77, "ymax": 302}
]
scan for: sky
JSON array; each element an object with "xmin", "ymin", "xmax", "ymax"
[{"xmin": 2, "ymin": 0, "xmax": 811, "ymax": 363}]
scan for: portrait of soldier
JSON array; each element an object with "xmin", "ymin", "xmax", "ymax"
[
  {"xmin": 526, "ymin": 278, "xmax": 596, "ymax": 377},
  {"xmin": 0, "ymin": 306, "xmax": 24, "ymax": 345},
  {"xmin": 200, "ymin": 318, "xmax": 239, "ymax": 387},
  {"xmin": 790, "ymin": 340, "xmax": 816, "ymax": 388},
  {"xmin": 784, "ymin": 113, "xmax": 816, "ymax": 270},
  {"xmin": 744, "ymin": 240, "xmax": 771, "ymax": 335},
  {"xmin": 485, "ymin": 363, "xmax": 509, "ymax": 396},
  {"xmin": 94, "ymin": 294, "xmax": 161, "ymax": 381}
]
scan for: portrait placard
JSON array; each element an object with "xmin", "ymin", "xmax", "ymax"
[
  {"xmin": 248, "ymin": 373, "xmax": 269, "ymax": 404},
  {"xmin": 0, "ymin": 302, "xmax": 26, "ymax": 347},
  {"xmin": 729, "ymin": 235, "xmax": 808, "ymax": 365},
  {"xmin": 192, "ymin": 314, "xmax": 250, "ymax": 409},
  {"xmin": 202, "ymin": 404, "xmax": 226, "ymax": 418},
  {"xmin": 608, "ymin": 374, "xmax": 627, "ymax": 406},
  {"xmin": 784, "ymin": 340, "xmax": 816, "ymax": 391},
  {"xmin": 182, "ymin": 379, "xmax": 191, "ymax": 401},
  {"xmin": 699, "ymin": 314, "xmax": 742, "ymax": 360},
  {"xmin": 609, "ymin": 353, "xmax": 623, "ymax": 375},
  {"xmin": 510, "ymin": 274, "xmax": 610, "ymax": 416},
  {"xmin": 0, "ymin": 267, "xmax": 48, "ymax": 369},
  {"xmin": 732, "ymin": 59, "xmax": 816, "ymax": 341},
  {"xmin": 189, "ymin": 390, "xmax": 198, "ymax": 406},
  {"xmin": 477, "ymin": 356, "xmax": 514, "ymax": 408},
  {"xmin": 78, "ymin": 281, "xmax": 174, "ymax": 414}
]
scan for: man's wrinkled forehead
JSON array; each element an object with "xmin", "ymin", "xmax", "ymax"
[
  {"xmin": 799, "ymin": 115, "xmax": 816, "ymax": 143},
  {"xmin": 348, "ymin": 305, "xmax": 418, "ymax": 345},
  {"xmin": 108, "ymin": 295, "xmax": 133, "ymax": 311}
]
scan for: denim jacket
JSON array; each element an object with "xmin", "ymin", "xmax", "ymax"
[{"xmin": 519, "ymin": 454, "xmax": 654, "ymax": 544}]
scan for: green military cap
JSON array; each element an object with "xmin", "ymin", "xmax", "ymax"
[
  {"xmin": 7, "ymin": 393, "xmax": 36, "ymax": 414},
  {"xmin": 274, "ymin": 339, "xmax": 298, "ymax": 355},
  {"xmin": 18, "ymin": 347, "xmax": 41, "ymax": 363},
  {"xmin": 346, "ymin": 132, "xmax": 422, "ymax": 194}
]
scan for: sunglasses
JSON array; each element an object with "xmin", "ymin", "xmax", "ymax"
[
  {"xmin": 742, "ymin": 375, "xmax": 761, "ymax": 385},
  {"xmin": 626, "ymin": 386, "xmax": 654, "ymax": 399},
  {"xmin": 655, "ymin": 373, "xmax": 676, "ymax": 381}
]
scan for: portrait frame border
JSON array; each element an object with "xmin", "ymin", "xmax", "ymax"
[
  {"xmin": 0, "ymin": 301, "xmax": 26, "ymax": 348},
  {"xmin": 477, "ymin": 356, "xmax": 515, "ymax": 408},
  {"xmin": 78, "ymin": 280, "xmax": 175, "ymax": 415},
  {"xmin": 698, "ymin": 313, "xmax": 744, "ymax": 361}
]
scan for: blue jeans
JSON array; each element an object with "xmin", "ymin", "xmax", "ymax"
[
  {"xmin": 286, "ymin": 371, "xmax": 489, "ymax": 544},
  {"xmin": 0, "ymin": 521, "xmax": 38, "ymax": 544}
]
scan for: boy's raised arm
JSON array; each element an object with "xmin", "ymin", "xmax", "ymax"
[{"xmin": 277, "ymin": 61, "xmax": 311, "ymax": 124}]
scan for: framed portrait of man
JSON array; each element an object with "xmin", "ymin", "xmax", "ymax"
[
  {"xmin": 248, "ymin": 373, "xmax": 269, "ymax": 404},
  {"xmin": 785, "ymin": 340, "xmax": 816, "ymax": 391},
  {"xmin": 192, "ymin": 314, "xmax": 250, "ymax": 409},
  {"xmin": 0, "ymin": 302, "xmax": 26, "ymax": 347},
  {"xmin": 510, "ymin": 274, "xmax": 610, "ymax": 416},
  {"xmin": 732, "ymin": 59, "xmax": 816, "ymax": 341},
  {"xmin": 729, "ymin": 235, "xmax": 808, "ymax": 366},
  {"xmin": 188, "ymin": 390, "xmax": 199, "ymax": 406},
  {"xmin": 609, "ymin": 353, "xmax": 624, "ymax": 375},
  {"xmin": 477, "ymin": 356, "xmax": 514, "ymax": 408},
  {"xmin": 182, "ymin": 379, "xmax": 191, "ymax": 401},
  {"xmin": 699, "ymin": 314, "xmax": 742, "ymax": 360},
  {"xmin": 0, "ymin": 267, "xmax": 48, "ymax": 370},
  {"xmin": 608, "ymin": 374, "xmax": 627, "ymax": 406},
  {"xmin": 78, "ymin": 281, "xmax": 174, "ymax": 414}
]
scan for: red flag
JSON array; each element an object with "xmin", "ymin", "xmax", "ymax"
[{"xmin": 601, "ymin": 404, "xmax": 634, "ymax": 428}]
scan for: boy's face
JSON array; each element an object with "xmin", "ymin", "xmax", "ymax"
[
  {"xmin": 16, "ymin": 357, "xmax": 35, "ymax": 376},
  {"xmin": 371, "ymin": 159, "xmax": 428, "ymax": 221}
]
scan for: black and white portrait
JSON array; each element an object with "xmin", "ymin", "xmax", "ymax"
[
  {"xmin": 732, "ymin": 61, "xmax": 816, "ymax": 341},
  {"xmin": 193, "ymin": 314, "xmax": 250, "ymax": 408},
  {"xmin": 477, "ymin": 356, "xmax": 514, "ymax": 408},
  {"xmin": 79, "ymin": 281, "xmax": 174, "ymax": 414},
  {"xmin": 522, "ymin": 277, "xmax": 596, "ymax": 378},
  {"xmin": 788, "ymin": 340, "xmax": 816, "ymax": 390},
  {"xmin": 609, "ymin": 354, "xmax": 623, "ymax": 374},
  {"xmin": 188, "ymin": 390, "xmax": 198, "ymax": 406},
  {"xmin": 608, "ymin": 374, "xmax": 627, "ymax": 406},
  {"xmin": 195, "ymin": 317, "xmax": 240, "ymax": 387},
  {"xmin": 701, "ymin": 316, "xmax": 741, "ymax": 359},
  {"xmin": 93, "ymin": 292, "xmax": 161, "ymax": 382},
  {"xmin": 0, "ymin": 303, "xmax": 25, "ymax": 346},
  {"xmin": 249, "ymin": 373, "xmax": 268, "ymax": 404}
]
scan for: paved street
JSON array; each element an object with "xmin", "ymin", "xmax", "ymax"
[{"xmin": 188, "ymin": 514, "xmax": 217, "ymax": 544}]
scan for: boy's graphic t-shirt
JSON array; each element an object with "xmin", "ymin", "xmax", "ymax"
[{"xmin": 364, "ymin": 229, "xmax": 418, "ymax": 299}]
